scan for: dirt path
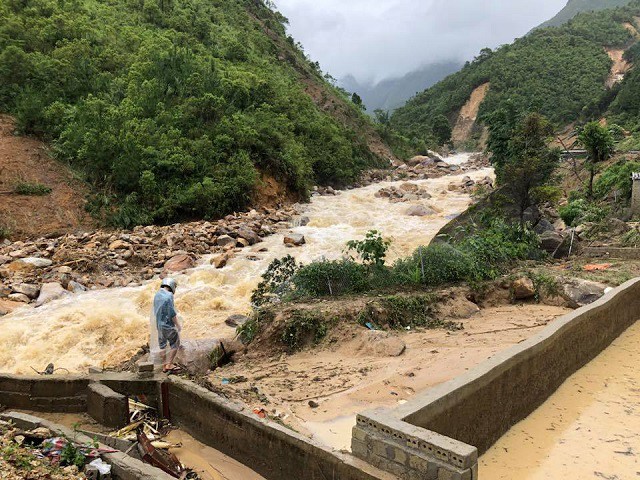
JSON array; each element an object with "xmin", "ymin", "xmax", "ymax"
[
  {"xmin": 0, "ymin": 115, "xmax": 93, "ymax": 238},
  {"xmin": 212, "ymin": 304, "xmax": 570, "ymax": 450},
  {"xmin": 451, "ymin": 83, "xmax": 490, "ymax": 146}
]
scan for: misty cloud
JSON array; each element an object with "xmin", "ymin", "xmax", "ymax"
[{"xmin": 275, "ymin": 0, "xmax": 568, "ymax": 83}]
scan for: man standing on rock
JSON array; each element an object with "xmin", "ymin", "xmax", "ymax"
[{"xmin": 153, "ymin": 278, "xmax": 182, "ymax": 373}]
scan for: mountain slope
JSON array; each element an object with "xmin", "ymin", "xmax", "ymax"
[
  {"xmin": 0, "ymin": 0, "xmax": 389, "ymax": 227},
  {"xmin": 538, "ymin": 0, "xmax": 633, "ymax": 29},
  {"xmin": 341, "ymin": 61, "xmax": 463, "ymax": 113},
  {"xmin": 392, "ymin": 2, "xmax": 640, "ymax": 147}
]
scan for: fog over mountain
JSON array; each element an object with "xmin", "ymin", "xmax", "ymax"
[{"xmin": 276, "ymin": 0, "xmax": 568, "ymax": 84}]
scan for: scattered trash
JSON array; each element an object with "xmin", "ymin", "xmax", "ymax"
[
  {"xmin": 89, "ymin": 458, "xmax": 112, "ymax": 475},
  {"xmin": 583, "ymin": 263, "xmax": 613, "ymax": 272},
  {"xmin": 253, "ymin": 408, "xmax": 267, "ymax": 419},
  {"xmin": 30, "ymin": 362, "xmax": 70, "ymax": 375},
  {"xmin": 137, "ymin": 430, "xmax": 184, "ymax": 478},
  {"xmin": 221, "ymin": 378, "xmax": 230, "ymax": 385},
  {"xmin": 365, "ymin": 322, "xmax": 376, "ymax": 331}
]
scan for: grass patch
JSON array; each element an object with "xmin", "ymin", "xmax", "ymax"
[
  {"xmin": 357, "ymin": 294, "xmax": 463, "ymax": 331},
  {"xmin": 14, "ymin": 182, "xmax": 52, "ymax": 196},
  {"xmin": 281, "ymin": 310, "xmax": 331, "ymax": 352}
]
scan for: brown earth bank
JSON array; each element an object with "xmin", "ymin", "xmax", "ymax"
[
  {"xmin": 198, "ymin": 266, "xmax": 617, "ymax": 450},
  {"xmin": 0, "ymin": 115, "xmax": 93, "ymax": 239},
  {"xmin": 208, "ymin": 293, "xmax": 573, "ymax": 450}
]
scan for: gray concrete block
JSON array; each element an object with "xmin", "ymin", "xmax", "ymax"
[{"xmin": 87, "ymin": 383, "xmax": 129, "ymax": 428}]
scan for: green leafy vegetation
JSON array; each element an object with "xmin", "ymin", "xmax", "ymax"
[
  {"xmin": 559, "ymin": 199, "xmax": 610, "ymax": 226},
  {"xmin": 251, "ymin": 220, "xmax": 541, "ymax": 306},
  {"xmin": 251, "ymin": 255, "xmax": 299, "ymax": 307},
  {"xmin": 391, "ymin": 3, "xmax": 640, "ymax": 145},
  {"xmin": 593, "ymin": 158, "xmax": 640, "ymax": 200},
  {"xmin": 579, "ymin": 121, "xmax": 616, "ymax": 198},
  {"xmin": 14, "ymin": 182, "xmax": 52, "ymax": 196},
  {"xmin": 345, "ymin": 230, "xmax": 391, "ymax": 267},
  {"xmin": 355, "ymin": 294, "xmax": 461, "ymax": 331},
  {"xmin": 0, "ymin": 0, "xmax": 383, "ymax": 227},
  {"xmin": 537, "ymin": 0, "xmax": 634, "ymax": 29},
  {"xmin": 281, "ymin": 310, "xmax": 330, "ymax": 352},
  {"xmin": 291, "ymin": 259, "xmax": 370, "ymax": 297}
]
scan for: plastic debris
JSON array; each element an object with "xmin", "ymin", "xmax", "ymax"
[
  {"xmin": 583, "ymin": 263, "xmax": 613, "ymax": 271},
  {"xmin": 89, "ymin": 458, "xmax": 112, "ymax": 475}
]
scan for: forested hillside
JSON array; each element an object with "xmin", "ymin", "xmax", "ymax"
[
  {"xmin": 0, "ymin": 0, "xmax": 388, "ymax": 227},
  {"xmin": 392, "ymin": 2, "xmax": 640, "ymax": 147},
  {"xmin": 537, "ymin": 0, "xmax": 633, "ymax": 29}
]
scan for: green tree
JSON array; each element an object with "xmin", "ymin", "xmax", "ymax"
[
  {"xmin": 351, "ymin": 92, "xmax": 365, "ymax": 110},
  {"xmin": 432, "ymin": 114, "xmax": 452, "ymax": 145},
  {"xmin": 578, "ymin": 121, "xmax": 615, "ymax": 198},
  {"xmin": 487, "ymin": 111, "xmax": 559, "ymax": 223}
]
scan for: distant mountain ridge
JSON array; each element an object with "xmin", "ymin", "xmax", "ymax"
[
  {"xmin": 537, "ymin": 0, "xmax": 633, "ymax": 29},
  {"xmin": 341, "ymin": 61, "xmax": 463, "ymax": 113},
  {"xmin": 391, "ymin": 2, "xmax": 640, "ymax": 148}
]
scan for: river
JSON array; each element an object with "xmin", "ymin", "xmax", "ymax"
[{"xmin": 0, "ymin": 153, "xmax": 491, "ymax": 374}]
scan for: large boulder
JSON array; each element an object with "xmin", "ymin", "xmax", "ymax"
[
  {"xmin": 225, "ymin": 314, "xmax": 250, "ymax": 328},
  {"xmin": 163, "ymin": 254, "xmax": 194, "ymax": 273},
  {"xmin": 534, "ymin": 218, "xmax": 555, "ymax": 234},
  {"xmin": 406, "ymin": 155, "xmax": 429, "ymax": 167},
  {"xmin": 512, "ymin": 277, "xmax": 536, "ymax": 300},
  {"xmin": 284, "ymin": 234, "xmax": 306, "ymax": 246},
  {"xmin": 355, "ymin": 331, "xmax": 406, "ymax": 357},
  {"xmin": 406, "ymin": 205, "xmax": 436, "ymax": 217},
  {"xmin": 236, "ymin": 227, "xmax": 261, "ymax": 245},
  {"xmin": 216, "ymin": 235, "xmax": 236, "ymax": 248},
  {"xmin": 540, "ymin": 231, "xmax": 564, "ymax": 254},
  {"xmin": 35, "ymin": 282, "xmax": 69, "ymax": 307},
  {"xmin": 560, "ymin": 278, "xmax": 607, "ymax": 308},
  {"xmin": 12, "ymin": 283, "xmax": 40, "ymax": 299},
  {"xmin": 8, "ymin": 293, "xmax": 30, "ymax": 303},
  {"xmin": 211, "ymin": 252, "xmax": 232, "ymax": 269}
]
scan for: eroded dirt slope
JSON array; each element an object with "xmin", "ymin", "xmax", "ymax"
[{"xmin": 0, "ymin": 115, "xmax": 93, "ymax": 238}]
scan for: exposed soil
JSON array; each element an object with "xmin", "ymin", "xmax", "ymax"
[
  {"xmin": 0, "ymin": 115, "xmax": 93, "ymax": 239},
  {"xmin": 451, "ymin": 83, "xmax": 490, "ymax": 146},
  {"xmin": 211, "ymin": 297, "xmax": 571, "ymax": 450},
  {"xmin": 605, "ymin": 48, "xmax": 632, "ymax": 88}
]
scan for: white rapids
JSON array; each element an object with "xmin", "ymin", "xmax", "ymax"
[{"xmin": 0, "ymin": 155, "xmax": 492, "ymax": 374}]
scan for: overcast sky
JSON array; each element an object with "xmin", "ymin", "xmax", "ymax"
[{"xmin": 275, "ymin": 0, "xmax": 568, "ymax": 84}]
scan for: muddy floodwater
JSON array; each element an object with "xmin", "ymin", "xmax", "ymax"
[
  {"xmin": 0, "ymin": 154, "xmax": 491, "ymax": 374},
  {"xmin": 480, "ymin": 320, "xmax": 640, "ymax": 479}
]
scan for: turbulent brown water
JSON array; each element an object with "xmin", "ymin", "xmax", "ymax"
[
  {"xmin": 480, "ymin": 320, "xmax": 640, "ymax": 479},
  {"xmin": 0, "ymin": 154, "xmax": 490, "ymax": 374}
]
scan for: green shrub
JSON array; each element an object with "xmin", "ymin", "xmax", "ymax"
[
  {"xmin": 559, "ymin": 199, "xmax": 609, "ymax": 227},
  {"xmin": 251, "ymin": 256, "xmax": 299, "ymax": 307},
  {"xmin": 457, "ymin": 219, "xmax": 541, "ymax": 279},
  {"xmin": 593, "ymin": 160, "xmax": 640, "ymax": 200},
  {"xmin": 345, "ymin": 230, "xmax": 391, "ymax": 267},
  {"xmin": 14, "ymin": 182, "xmax": 51, "ymax": 196},
  {"xmin": 392, "ymin": 244, "xmax": 474, "ymax": 286},
  {"xmin": 292, "ymin": 259, "xmax": 369, "ymax": 297}
]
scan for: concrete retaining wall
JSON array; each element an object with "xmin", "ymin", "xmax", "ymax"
[
  {"xmin": 0, "ymin": 374, "xmax": 88, "ymax": 412},
  {"xmin": 166, "ymin": 377, "xmax": 394, "ymax": 480},
  {"xmin": 353, "ymin": 278, "xmax": 640, "ymax": 479}
]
